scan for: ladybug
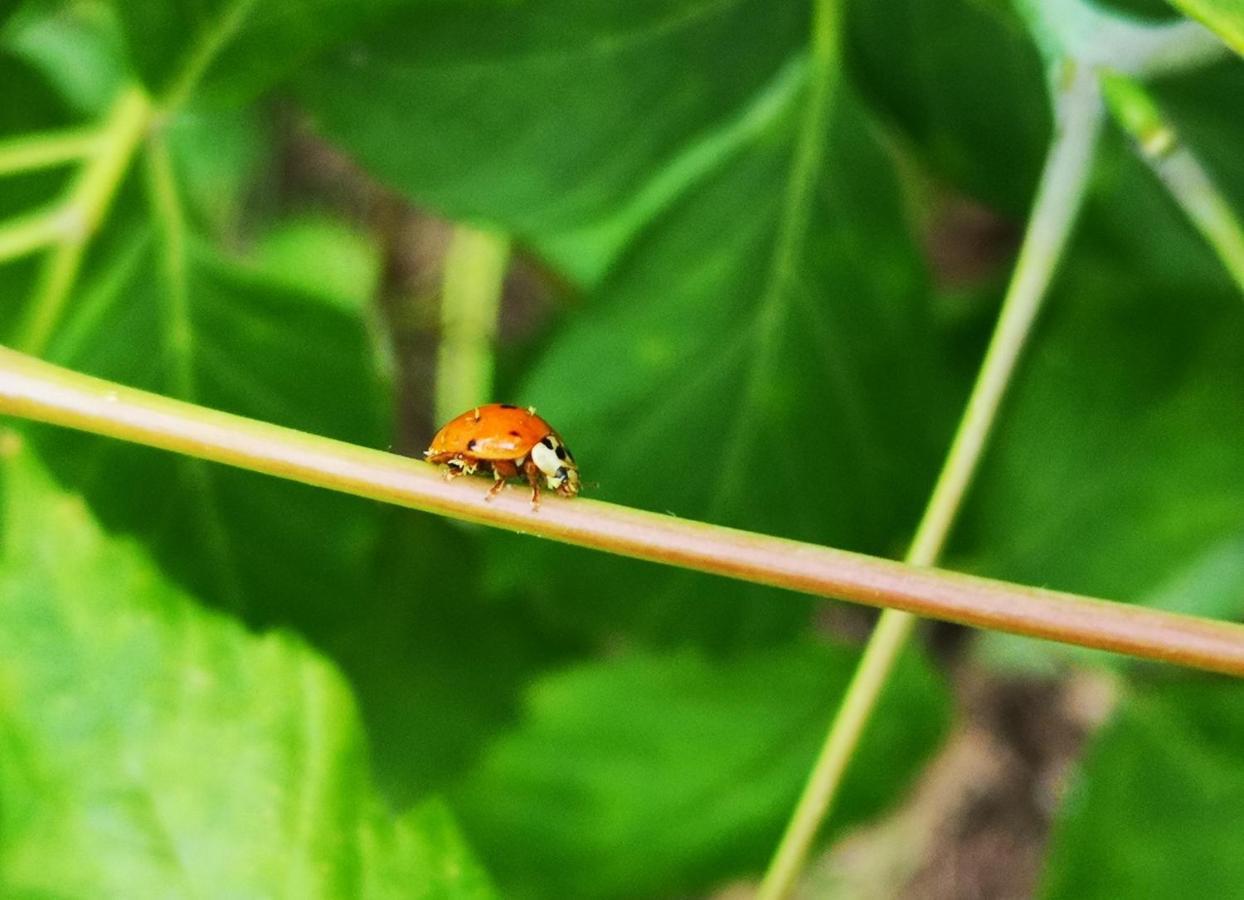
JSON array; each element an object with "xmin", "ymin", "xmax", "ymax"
[{"xmin": 424, "ymin": 404, "xmax": 581, "ymax": 505}]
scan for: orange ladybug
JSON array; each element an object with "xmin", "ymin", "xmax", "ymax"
[{"xmin": 424, "ymin": 404, "xmax": 581, "ymax": 505}]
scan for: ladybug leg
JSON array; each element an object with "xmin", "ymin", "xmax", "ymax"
[
  {"xmin": 487, "ymin": 472, "xmax": 506, "ymax": 497},
  {"xmin": 523, "ymin": 457, "xmax": 543, "ymax": 508},
  {"xmin": 439, "ymin": 455, "xmax": 476, "ymax": 480},
  {"xmin": 486, "ymin": 459, "xmax": 520, "ymax": 501}
]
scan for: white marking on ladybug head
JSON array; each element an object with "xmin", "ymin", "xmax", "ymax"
[{"xmin": 531, "ymin": 435, "xmax": 580, "ymax": 497}]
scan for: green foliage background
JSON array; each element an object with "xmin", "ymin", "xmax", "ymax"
[{"xmin": 0, "ymin": 0, "xmax": 1242, "ymax": 896}]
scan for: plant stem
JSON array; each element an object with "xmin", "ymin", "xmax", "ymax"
[
  {"xmin": 14, "ymin": 86, "xmax": 152, "ymax": 356},
  {"xmin": 3, "ymin": 345, "xmax": 1243, "ymax": 677},
  {"xmin": 1017, "ymin": 0, "xmax": 1226, "ymax": 76},
  {"xmin": 0, "ymin": 127, "xmax": 101, "ymax": 177},
  {"xmin": 1102, "ymin": 72, "xmax": 1244, "ymax": 294},
  {"xmin": 434, "ymin": 225, "xmax": 510, "ymax": 424},
  {"xmin": 758, "ymin": 63, "xmax": 1105, "ymax": 900}
]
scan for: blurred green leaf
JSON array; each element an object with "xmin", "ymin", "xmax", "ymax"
[
  {"xmin": 19, "ymin": 215, "xmax": 389, "ymax": 633},
  {"xmin": 0, "ymin": 55, "xmax": 63, "ymax": 320},
  {"xmin": 0, "ymin": 442, "xmax": 496, "ymax": 898},
  {"xmin": 1040, "ymin": 677, "xmax": 1244, "ymax": 899},
  {"xmin": 2, "ymin": 0, "xmax": 130, "ymax": 114},
  {"xmin": 844, "ymin": 0, "xmax": 1049, "ymax": 214},
  {"xmin": 298, "ymin": 0, "xmax": 811, "ymax": 282},
  {"xmin": 7, "ymin": 0, "xmax": 412, "ymax": 109},
  {"xmin": 165, "ymin": 105, "xmax": 269, "ymax": 236},
  {"xmin": 107, "ymin": 0, "xmax": 413, "ymax": 104},
  {"xmin": 0, "ymin": 59, "xmax": 72, "ymax": 219},
  {"xmin": 452, "ymin": 639, "xmax": 949, "ymax": 899},
  {"xmin": 1165, "ymin": 0, "xmax": 1244, "ymax": 55},
  {"xmin": 324, "ymin": 511, "xmax": 586, "ymax": 806},
  {"xmin": 248, "ymin": 214, "xmax": 383, "ymax": 314},
  {"xmin": 3, "ymin": 3, "xmax": 268, "ymax": 234},
  {"xmin": 1137, "ymin": 532, "xmax": 1244, "ymax": 619}
]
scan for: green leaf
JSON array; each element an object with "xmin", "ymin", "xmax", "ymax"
[
  {"xmin": 0, "ymin": 63, "xmax": 74, "ymax": 224},
  {"xmin": 1166, "ymin": 0, "xmax": 1244, "ymax": 56},
  {"xmin": 21, "ymin": 213, "xmax": 390, "ymax": 631},
  {"xmin": 247, "ymin": 214, "xmax": 383, "ymax": 315},
  {"xmin": 4, "ymin": 3, "xmax": 269, "ymax": 234},
  {"xmin": 8, "ymin": 0, "xmax": 412, "ymax": 109},
  {"xmin": 369, "ymin": 800, "xmax": 499, "ymax": 900},
  {"xmin": 844, "ymin": 0, "xmax": 1049, "ymax": 214},
  {"xmin": 484, "ymin": 89, "xmax": 955, "ymax": 648},
  {"xmin": 0, "ymin": 440, "xmax": 496, "ymax": 898},
  {"xmin": 2, "ymin": 0, "xmax": 131, "ymax": 114},
  {"xmin": 452, "ymin": 639, "xmax": 950, "ymax": 899},
  {"xmin": 107, "ymin": 0, "xmax": 412, "ymax": 104},
  {"xmin": 297, "ymin": 0, "xmax": 812, "ymax": 282},
  {"xmin": 165, "ymin": 105, "xmax": 269, "ymax": 235},
  {"xmin": 1039, "ymin": 677, "xmax": 1244, "ymax": 899},
  {"xmin": 323, "ymin": 510, "xmax": 586, "ymax": 806}
]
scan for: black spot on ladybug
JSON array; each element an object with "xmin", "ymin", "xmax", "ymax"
[
  {"xmin": 467, "ymin": 439, "xmax": 477, "ymax": 451},
  {"xmin": 555, "ymin": 444, "xmax": 567, "ymax": 460},
  {"xmin": 508, "ymin": 430, "xmax": 521, "ymax": 437},
  {"xmin": 500, "ymin": 404, "xmax": 518, "ymax": 409},
  {"xmin": 540, "ymin": 436, "xmax": 555, "ymax": 449}
]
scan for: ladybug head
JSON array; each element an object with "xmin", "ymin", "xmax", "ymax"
[{"xmin": 531, "ymin": 434, "xmax": 581, "ymax": 498}]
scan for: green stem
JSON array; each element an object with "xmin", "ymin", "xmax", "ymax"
[
  {"xmin": 1102, "ymin": 72, "xmax": 1244, "ymax": 294},
  {"xmin": 434, "ymin": 225, "xmax": 510, "ymax": 424},
  {"xmin": 1016, "ymin": 0, "xmax": 1226, "ymax": 76},
  {"xmin": 0, "ymin": 127, "xmax": 102, "ymax": 177},
  {"xmin": 758, "ymin": 63, "xmax": 1105, "ymax": 900},
  {"xmin": 14, "ymin": 86, "xmax": 152, "ymax": 356},
  {"xmin": 4, "ymin": 345, "xmax": 1244, "ymax": 678}
]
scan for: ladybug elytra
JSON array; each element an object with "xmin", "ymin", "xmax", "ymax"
[{"xmin": 424, "ymin": 404, "xmax": 581, "ymax": 505}]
